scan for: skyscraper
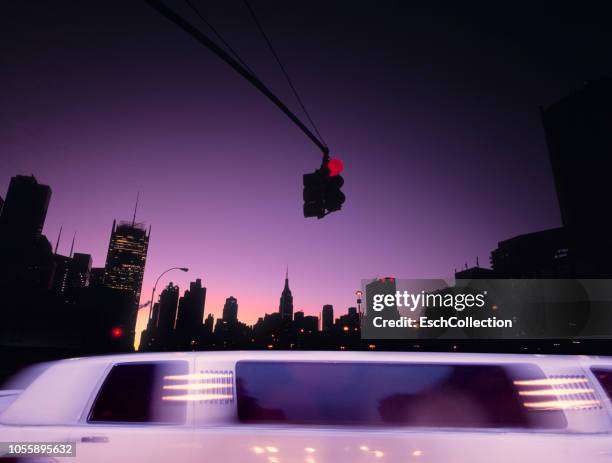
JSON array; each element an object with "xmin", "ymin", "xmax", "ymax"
[
  {"xmin": 365, "ymin": 277, "xmax": 400, "ymax": 319},
  {"xmin": 201, "ymin": 313, "xmax": 214, "ymax": 341},
  {"xmin": 0, "ymin": 175, "xmax": 51, "ymax": 241},
  {"xmin": 540, "ymin": 78, "xmax": 612, "ymax": 276},
  {"xmin": 52, "ymin": 251, "xmax": 92, "ymax": 293},
  {"xmin": 103, "ymin": 219, "xmax": 150, "ymax": 302},
  {"xmin": 0, "ymin": 175, "xmax": 54, "ymax": 289},
  {"xmin": 102, "ymin": 213, "xmax": 150, "ymax": 348},
  {"xmin": 542, "ymin": 78, "xmax": 612, "ymax": 230},
  {"xmin": 51, "ymin": 254, "xmax": 71, "ymax": 293},
  {"xmin": 490, "ymin": 227, "xmax": 571, "ymax": 278},
  {"xmin": 175, "ymin": 278, "xmax": 207, "ymax": 348},
  {"xmin": 152, "ymin": 282, "xmax": 180, "ymax": 349},
  {"xmin": 156, "ymin": 282, "xmax": 180, "ymax": 332},
  {"xmin": 278, "ymin": 268, "xmax": 293, "ymax": 321},
  {"xmin": 302, "ymin": 315, "xmax": 319, "ymax": 334},
  {"xmin": 222, "ymin": 296, "xmax": 238, "ymax": 324},
  {"xmin": 337, "ymin": 306, "xmax": 360, "ymax": 332},
  {"xmin": 68, "ymin": 253, "xmax": 92, "ymax": 288},
  {"xmin": 89, "ymin": 267, "xmax": 105, "ymax": 288},
  {"xmin": 322, "ymin": 304, "xmax": 334, "ymax": 331}
]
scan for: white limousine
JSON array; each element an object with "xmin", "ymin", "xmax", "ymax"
[{"xmin": 2, "ymin": 351, "xmax": 612, "ymax": 462}]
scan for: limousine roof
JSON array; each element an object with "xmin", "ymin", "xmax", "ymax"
[
  {"xmin": 1, "ymin": 351, "xmax": 611, "ymax": 429},
  {"xmin": 49, "ymin": 349, "xmax": 611, "ymax": 365}
]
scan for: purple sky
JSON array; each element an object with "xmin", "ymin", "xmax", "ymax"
[{"xmin": 2, "ymin": 1, "xmax": 611, "ymax": 346}]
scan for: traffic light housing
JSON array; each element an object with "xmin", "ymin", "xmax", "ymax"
[
  {"xmin": 324, "ymin": 174, "xmax": 345, "ymax": 212},
  {"xmin": 303, "ymin": 157, "xmax": 345, "ymax": 218},
  {"xmin": 303, "ymin": 171, "xmax": 325, "ymax": 218}
]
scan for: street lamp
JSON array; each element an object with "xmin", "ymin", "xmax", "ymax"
[
  {"xmin": 355, "ymin": 290, "xmax": 363, "ymax": 318},
  {"xmin": 148, "ymin": 267, "xmax": 189, "ymax": 322}
]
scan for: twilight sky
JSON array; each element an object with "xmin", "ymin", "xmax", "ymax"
[{"xmin": 2, "ymin": 1, "xmax": 612, "ymax": 346}]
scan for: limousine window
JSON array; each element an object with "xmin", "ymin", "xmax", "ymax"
[
  {"xmin": 592, "ymin": 368, "xmax": 612, "ymax": 399},
  {"xmin": 89, "ymin": 361, "xmax": 187, "ymax": 424},
  {"xmin": 236, "ymin": 361, "xmax": 566, "ymax": 429}
]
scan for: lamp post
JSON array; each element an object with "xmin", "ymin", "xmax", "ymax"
[
  {"xmin": 355, "ymin": 290, "xmax": 363, "ymax": 320},
  {"xmin": 148, "ymin": 267, "xmax": 189, "ymax": 322}
]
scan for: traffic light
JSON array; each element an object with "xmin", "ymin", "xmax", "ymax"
[
  {"xmin": 303, "ymin": 171, "xmax": 325, "ymax": 218},
  {"xmin": 324, "ymin": 174, "xmax": 345, "ymax": 212},
  {"xmin": 303, "ymin": 157, "xmax": 345, "ymax": 218}
]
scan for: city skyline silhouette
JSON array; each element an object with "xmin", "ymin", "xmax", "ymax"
[
  {"xmin": 2, "ymin": 2, "xmax": 612, "ymax": 359},
  {"xmin": 7, "ymin": 2, "xmax": 611, "ymax": 332}
]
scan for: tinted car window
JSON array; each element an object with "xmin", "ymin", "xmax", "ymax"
[
  {"xmin": 236, "ymin": 361, "xmax": 566, "ymax": 429},
  {"xmin": 89, "ymin": 361, "xmax": 187, "ymax": 424},
  {"xmin": 592, "ymin": 368, "xmax": 612, "ymax": 399}
]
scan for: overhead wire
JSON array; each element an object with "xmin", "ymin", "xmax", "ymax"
[
  {"xmin": 184, "ymin": 0, "xmax": 257, "ymax": 78},
  {"xmin": 242, "ymin": 0, "xmax": 328, "ymax": 149}
]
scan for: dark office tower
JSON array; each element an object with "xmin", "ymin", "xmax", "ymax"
[
  {"xmin": 155, "ymin": 283, "xmax": 180, "ymax": 350},
  {"xmin": 542, "ymin": 78, "xmax": 612, "ymax": 230},
  {"xmin": 67, "ymin": 253, "xmax": 92, "ymax": 288},
  {"xmin": 103, "ymin": 219, "xmax": 150, "ymax": 302},
  {"xmin": 365, "ymin": 277, "xmax": 400, "ymax": 318},
  {"xmin": 222, "ymin": 296, "xmax": 238, "ymax": 324},
  {"xmin": 302, "ymin": 316, "xmax": 319, "ymax": 334},
  {"xmin": 138, "ymin": 300, "xmax": 160, "ymax": 352},
  {"xmin": 202, "ymin": 313, "xmax": 214, "ymax": 336},
  {"xmin": 52, "ymin": 254, "xmax": 71, "ymax": 293},
  {"xmin": 322, "ymin": 304, "xmax": 334, "ymax": 331},
  {"xmin": 337, "ymin": 307, "xmax": 360, "ymax": 332},
  {"xmin": 0, "ymin": 175, "xmax": 51, "ymax": 241},
  {"xmin": 151, "ymin": 303, "xmax": 160, "ymax": 326},
  {"xmin": 146, "ymin": 282, "xmax": 179, "ymax": 351},
  {"xmin": 52, "ymin": 234, "xmax": 90, "ymax": 293},
  {"xmin": 278, "ymin": 268, "xmax": 294, "ymax": 321},
  {"xmin": 89, "ymin": 267, "xmax": 105, "ymax": 288},
  {"xmin": 490, "ymin": 228, "xmax": 571, "ymax": 278},
  {"xmin": 0, "ymin": 175, "xmax": 54, "ymax": 289},
  {"xmin": 175, "ymin": 278, "xmax": 207, "ymax": 348}
]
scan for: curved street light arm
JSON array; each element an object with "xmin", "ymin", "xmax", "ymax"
[{"xmin": 148, "ymin": 266, "xmax": 189, "ymax": 321}]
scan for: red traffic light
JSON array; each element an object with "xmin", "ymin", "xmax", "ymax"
[
  {"xmin": 327, "ymin": 158, "xmax": 344, "ymax": 176},
  {"xmin": 110, "ymin": 326, "xmax": 124, "ymax": 338}
]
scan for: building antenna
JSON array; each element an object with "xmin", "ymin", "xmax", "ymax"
[
  {"xmin": 54, "ymin": 225, "xmax": 63, "ymax": 254},
  {"xmin": 132, "ymin": 192, "xmax": 140, "ymax": 226},
  {"xmin": 69, "ymin": 232, "xmax": 76, "ymax": 257}
]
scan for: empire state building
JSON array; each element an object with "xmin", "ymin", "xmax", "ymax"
[{"xmin": 278, "ymin": 268, "xmax": 294, "ymax": 321}]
